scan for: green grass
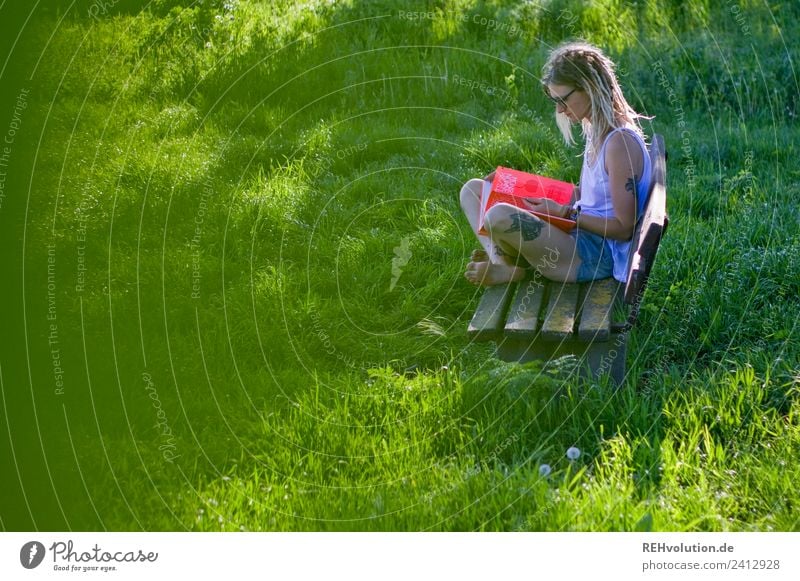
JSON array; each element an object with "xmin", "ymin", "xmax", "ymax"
[{"xmin": 1, "ymin": 0, "xmax": 799, "ymax": 531}]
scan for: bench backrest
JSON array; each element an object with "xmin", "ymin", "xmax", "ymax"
[{"xmin": 623, "ymin": 133, "xmax": 668, "ymax": 324}]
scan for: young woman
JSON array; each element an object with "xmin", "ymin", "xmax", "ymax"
[{"xmin": 461, "ymin": 42, "xmax": 652, "ymax": 286}]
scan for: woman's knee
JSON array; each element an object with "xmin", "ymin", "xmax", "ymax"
[
  {"xmin": 459, "ymin": 178, "xmax": 485, "ymax": 209},
  {"xmin": 483, "ymin": 203, "xmax": 519, "ymax": 234}
]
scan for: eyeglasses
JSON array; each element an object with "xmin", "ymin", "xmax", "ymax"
[{"xmin": 545, "ymin": 87, "xmax": 578, "ymax": 107}]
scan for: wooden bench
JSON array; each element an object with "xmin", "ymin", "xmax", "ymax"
[{"xmin": 467, "ymin": 134, "xmax": 668, "ymax": 385}]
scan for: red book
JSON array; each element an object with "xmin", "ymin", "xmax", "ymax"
[{"xmin": 478, "ymin": 166, "xmax": 576, "ymax": 235}]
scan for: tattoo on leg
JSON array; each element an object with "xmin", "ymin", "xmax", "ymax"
[
  {"xmin": 495, "ymin": 244, "xmax": 525, "ymax": 266},
  {"xmin": 505, "ymin": 212, "xmax": 544, "ymax": 241},
  {"xmin": 625, "ymin": 175, "xmax": 639, "ymax": 196}
]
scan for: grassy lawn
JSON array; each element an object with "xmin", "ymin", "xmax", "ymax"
[{"xmin": 1, "ymin": 0, "xmax": 798, "ymax": 531}]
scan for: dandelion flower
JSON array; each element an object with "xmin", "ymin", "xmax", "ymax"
[{"xmin": 566, "ymin": 446, "xmax": 581, "ymax": 460}]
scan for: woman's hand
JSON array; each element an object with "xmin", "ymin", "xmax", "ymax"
[{"xmin": 523, "ymin": 198, "xmax": 569, "ymax": 218}]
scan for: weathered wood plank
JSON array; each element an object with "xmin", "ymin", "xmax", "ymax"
[
  {"xmin": 467, "ymin": 284, "xmax": 516, "ymax": 341},
  {"xmin": 497, "ymin": 331, "xmax": 629, "ymax": 385},
  {"xmin": 504, "ymin": 277, "xmax": 547, "ymax": 337},
  {"xmin": 541, "ymin": 283, "xmax": 580, "ymax": 341},
  {"xmin": 625, "ymin": 133, "xmax": 668, "ymax": 308},
  {"xmin": 577, "ymin": 278, "xmax": 621, "ymax": 342}
]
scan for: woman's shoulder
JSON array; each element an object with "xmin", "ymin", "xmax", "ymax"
[
  {"xmin": 605, "ymin": 128, "xmax": 645, "ymax": 158},
  {"xmin": 603, "ymin": 128, "xmax": 645, "ymax": 172},
  {"xmin": 606, "ymin": 126, "xmax": 645, "ymax": 149}
]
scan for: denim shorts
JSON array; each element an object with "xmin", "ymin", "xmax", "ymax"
[{"xmin": 570, "ymin": 228, "xmax": 614, "ymax": 282}]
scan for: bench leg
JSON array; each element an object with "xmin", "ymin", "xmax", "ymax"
[
  {"xmin": 595, "ymin": 332, "xmax": 628, "ymax": 385},
  {"xmin": 495, "ymin": 332, "xmax": 629, "ymax": 385}
]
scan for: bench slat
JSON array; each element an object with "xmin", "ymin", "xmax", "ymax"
[
  {"xmin": 467, "ymin": 284, "xmax": 516, "ymax": 340},
  {"xmin": 577, "ymin": 278, "xmax": 621, "ymax": 342},
  {"xmin": 541, "ymin": 283, "xmax": 579, "ymax": 341},
  {"xmin": 625, "ymin": 133, "xmax": 668, "ymax": 308},
  {"xmin": 505, "ymin": 277, "xmax": 547, "ymax": 336}
]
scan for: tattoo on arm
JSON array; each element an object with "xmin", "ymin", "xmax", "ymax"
[
  {"xmin": 625, "ymin": 175, "xmax": 639, "ymax": 196},
  {"xmin": 505, "ymin": 212, "xmax": 544, "ymax": 241}
]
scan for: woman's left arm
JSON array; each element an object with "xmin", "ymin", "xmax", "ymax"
[{"xmin": 575, "ymin": 131, "xmax": 643, "ymax": 241}]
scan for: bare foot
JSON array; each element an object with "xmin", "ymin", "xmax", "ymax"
[
  {"xmin": 464, "ymin": 261, "xmax": 525, "ymax": 286},
  {"xmin": 470, "ymin": 249, "xmax": 489, "ymax": 262}
]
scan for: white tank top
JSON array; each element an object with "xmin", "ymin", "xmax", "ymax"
[{"xmin": 578, "ymin": 127, "xmax": 652, "ymax": 282}]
